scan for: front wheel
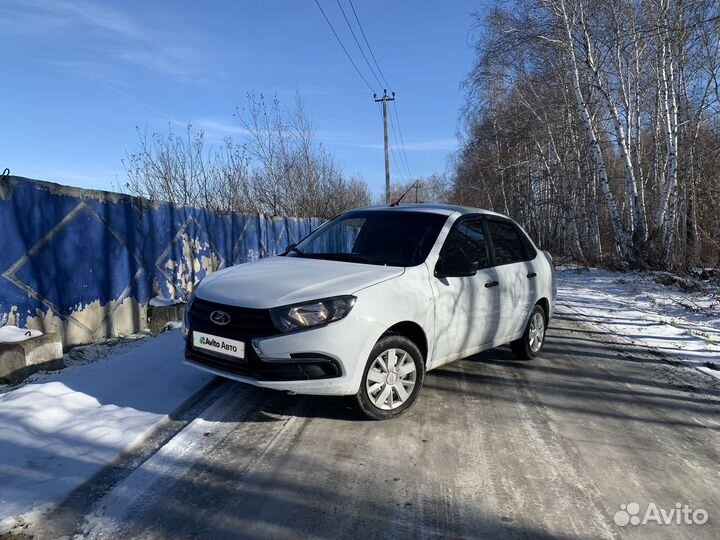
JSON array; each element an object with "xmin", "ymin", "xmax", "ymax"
[
  {"xmin": 511, "ymin": 304, "xmax": 547, "ymax": 359},
  {"xmin": 354, "ymin": 334, "xmax": 425, "ymax": 420}
]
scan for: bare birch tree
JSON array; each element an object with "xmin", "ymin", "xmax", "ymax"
[{"xmin": 454, "ymin": 0, "xmax": 720, "ymax": 270}]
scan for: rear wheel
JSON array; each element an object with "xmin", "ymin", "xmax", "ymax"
[
  {"xmin": 355, "ymin": 335, "xmax": 425, "ymax": 420},
  {"xmin": 511, "ymin": 304, "xmax": 546, "ymax": 359}
]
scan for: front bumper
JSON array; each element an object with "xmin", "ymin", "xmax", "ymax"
[
  {"xmin": 184, "ymin": 357, "xmax": 354, "ymax": 395},
  {"xmin": 184, "ymin": 311, "xmax": 387, "ymax": 396},
  {"xmin": 185, "ymin": 338, "xmax": 342, "ymax": 381}
]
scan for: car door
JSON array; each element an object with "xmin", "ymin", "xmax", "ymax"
[
  {"xmin": 484, "ymin": 218, "xmax": 534, "ymax": 339},
  {"xmin": 430, "ymin": 216, "xmax": 501, "ymax": 366}
]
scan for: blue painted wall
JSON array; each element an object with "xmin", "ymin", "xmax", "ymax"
[{"xmin": 0, "ymin": 176, "xmax": 322, "ymax": 345}]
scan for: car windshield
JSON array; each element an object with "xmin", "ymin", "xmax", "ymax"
[{"xmin": 289, "ymin": 210, "xmax": 447, "ymax": 267}]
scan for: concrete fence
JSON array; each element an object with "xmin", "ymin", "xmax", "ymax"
[{"xmin": 0, "ymin": 176, "xmax": 322, "ymax": 347}]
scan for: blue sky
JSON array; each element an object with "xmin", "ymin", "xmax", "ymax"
[{"xmin": 1, "ymin": 0, "xmax": 480, "ymax": 199}]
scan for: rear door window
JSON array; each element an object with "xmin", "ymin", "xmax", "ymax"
[
  {"xmin": 517, "ymin": 228, "xmax": 537, "ymax": 259},
  {"xmin": 485, "ymin": 219, "xmax": 526, "ymax": 265}
]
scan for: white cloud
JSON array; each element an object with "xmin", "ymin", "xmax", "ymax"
[
  {"xmin": 4, "ymin": 0, "xmax": 216, "ymax": 82},
  {"xmin": 398, "ymin": 139, "xmax": 458, "ymax": 151},
  {"xmin": 330, "ymin": 137, "xmax": 457, "ymax": 152},
  {"xmin": 192, "ymin": 118, "xmax": 250, "ymax": 142}
]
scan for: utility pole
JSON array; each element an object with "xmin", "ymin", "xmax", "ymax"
[{"xmin": 374, "ymin": 90, "xmax": 394, "ymax": 203}]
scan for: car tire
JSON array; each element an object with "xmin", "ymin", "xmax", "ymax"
[
  {"xmin": 511, "ymin": 304, "xmax": 547, "ymax": 360},
  {"xmin": 354, "ymin": 334, "xmax": 425, "ymax": 420}
]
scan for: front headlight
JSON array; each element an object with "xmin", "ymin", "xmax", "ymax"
[{"xmin": 270, "ymin": 295, "xmax": 356, "ymax": 332}]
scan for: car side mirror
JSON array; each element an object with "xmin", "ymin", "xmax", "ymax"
[{"xmin": 435, "ymin": 256, "xmax": 479, "ymax": 278}]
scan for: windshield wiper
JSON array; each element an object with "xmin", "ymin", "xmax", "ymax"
[{"xmin": 304, "ymin": 253, "xmax": 372, "ymax": 264}]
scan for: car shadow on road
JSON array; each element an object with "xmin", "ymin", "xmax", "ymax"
[
  {"xmin": 27, "ymin": 320, "xmax": 720, "ymax": 540},
  {"xmin": 243, "ymin": 314, "xmax": 720, "ymax": 426},
  {"xmin": 427, "ymin": 324, "xmax": 720, "ymax": 435},
  {"xmin": 257, "ymin": 392, "xmax": 365, "ymax": 422}
]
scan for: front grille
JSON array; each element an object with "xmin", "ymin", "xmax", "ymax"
[
  {"xmin": 188, "ymin": 297, "xmax": 278, "ymax": 337},
  {"xmin": 185, "ymin": 297, "xmax": 342, "ymax": 382}
]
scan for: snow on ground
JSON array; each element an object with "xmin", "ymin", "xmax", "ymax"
[
  {"xmin": 61, "ymin": 331, "xmax": 150, "ymax": 369},
  {"xmin": 0, "ymin": 325, "xmax": 43, "ymax": 343},
  {"xmin": 556, "ymin": 266, "xmax": 720, "ymax": 380},
  {"xmin": 149, "ymin": 296, "xmax": 184, "ymax": 307},
  {"xmin": 1, "ymin": 267, "xmax": 717, "ymax": 533},
  {"xmin": 0, "ymin": 329, "xmax": 212, "ymax": 533}
]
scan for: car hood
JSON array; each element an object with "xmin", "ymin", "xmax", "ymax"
[{"xmin": 195, "ymin": 256, "xmax": 404, "ymax": 308}]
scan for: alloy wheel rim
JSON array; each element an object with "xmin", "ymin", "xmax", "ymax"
[
  {"xmin": 366, "ymin": 348, "xmax": 417, "ymax": 410},
  {"xmin": 528, "ymin": 312, "xmax": 545, "ymax": 353}
]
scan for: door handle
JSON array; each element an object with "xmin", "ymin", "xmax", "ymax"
[
  {"xmin": 527, "ymin": 272, "xmax": 537, "ymax": 279},
  {"xmin": 485, "ymin": 280, "xmax": 499, "ymax": 288}
]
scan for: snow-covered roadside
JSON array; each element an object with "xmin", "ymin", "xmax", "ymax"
[
  {"xmin": 556, "ymin": 267, "xmax": 720, "ymax": 380},
  {"xmin": 0, "ymin": 329, "xmax": 213, "ymax": 533}
]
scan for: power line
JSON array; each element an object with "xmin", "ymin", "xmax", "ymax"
[
  {"xmin": 388, "ymin": 102, "xmax": 412, "ymax": 180},
  {"xmin": 390, "ymin": 100, "xmax": 410, "ymax": 175},
  {"xmin": 344, "ymin": 0, "xmax": 413, "ymax": 181},
  {"xmin": 348, "ymin": 0, "xmax": 392, "ymax": 90},
  {"xmin": 392, "ymin": 148, "xmax": 409, "ymax": 184},
  {"xmin": 313, "ymin": 0, "xmax": 415, "ymax": 195},
  {"xmin": 312, "ymin": 0, "xmax": 375, "ymax": 93},
  {"xmin": 381, "ymin": 99, "xmax": 408, "ymax": 184},
  {"xmin": 335, "ymin": 0, "xmax": 384, "ymax": 90},
  {"xmin": 391, "ymin": 100, "xmax": 413, "ymax": 179},
  {"xmin": 392, "ymin": 105, "xmax": 413, "ymax": 182}
]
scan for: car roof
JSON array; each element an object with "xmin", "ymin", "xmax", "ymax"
[{"xmin": 350, "ymin": 203, "xmax": 508, "ymax": 219}]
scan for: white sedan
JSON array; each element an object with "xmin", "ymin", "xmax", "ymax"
[{"xmin": 184, "ymin": 204, "xmax": 556, "ymax": 419}]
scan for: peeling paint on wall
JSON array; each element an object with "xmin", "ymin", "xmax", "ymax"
[
  {"xmin": 0, "ymin": 176, "xmax": 322, "ymax": 347},
  {"xmin": 1, "ymin": 306, "xmax": 19, "ymax": 327},
  {"xmin": 24, "ymin": 298, "xmax": 148, "ymax": 346},
  {"xmin": 162, "ymin": 232, "xmax": 221, "ymax": 298}
]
